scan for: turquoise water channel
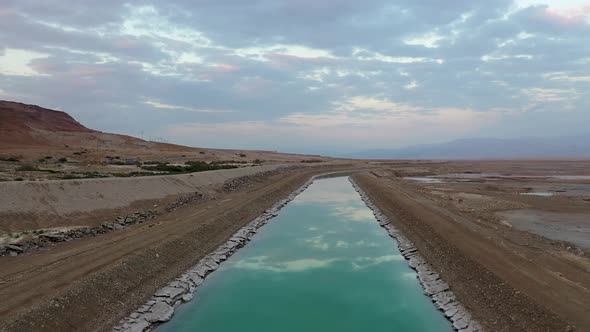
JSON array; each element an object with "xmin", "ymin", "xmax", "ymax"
[{"xmin": 159, "ymin": 177, "xmax": 452, "ymax": 331}]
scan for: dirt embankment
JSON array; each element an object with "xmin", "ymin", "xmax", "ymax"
[
  {"xmin": 0, "ymin": 165, "xmax": 284, "ymax": 233},
  {"xmin": 353, "ymin": 171, "xmax": 589, "ymax": 331},
  {"xmin": 0, "ymin": 164, "xmax": 362, "ymax": 332}
]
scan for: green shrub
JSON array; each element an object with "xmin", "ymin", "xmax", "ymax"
[
  {"xmin": 61, "ymin": 172, "xmax": 111, "ymax": 180},
  {"xmin": 142, "ymin": 161, "xmax": 237, "ymax": 174},
  {"xmin": 0, "ymin": 157, "xmax": 20, "ymax": 162},
  {"xmin": 16, "ymin": 164, "xmax": 40, "ymax": 172},
  {"xmin": 210, "ymin": 160, "xmax": 248, "ymax": 165},
  {"xmin": 111, "ymin": 171, "xmax": 156, "ymax": 177}
]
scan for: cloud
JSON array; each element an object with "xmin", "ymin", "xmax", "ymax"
[
  {"xmin": 231, "ymin": 254, "xmax": 405, "ymax": 272},
  {"xmin": 144, "ymin": 100, "xmax": 234, "ymax": 113},
  {"xmin": 292, "ymin": 187, "xmax": 359, "ymax": 204},
  {"xmin": 335, "ymin": 240, "xmax": 349, "ymax": 248},
  {"xmin": 544, "ymin": 72, "xmax": 590, "ymax": 82},
  {"xmin": 232, "ymin": 256, "xmax": 338, "ymax": 272},
  {"xmin": 522, "ymin": 87, "xmax": 579, "ymax": 103},
  {"xmin": 352, "ymin": 255, "xmax": 404, "ymax": 270},
  {"xmin": 0, "ymin": 48, "xmax": 50, "ymax": 76},
  {"xmin": 332, "ymin": 206, "xmax": 374, "ymax": 222},
  {"xmin": 163, "ymin": 95, "xmax": 502, "ymax": 151},
  {"xmin": 304, "ymin": 236, "xmax": 330, "ymax": 250},
  {"xmin": 0, "ymin": 0, "xmax": 589, "ymax": 152},
  {"xmin": 335, "ymin": 240, "xmax": 381, "ymax": 249}
]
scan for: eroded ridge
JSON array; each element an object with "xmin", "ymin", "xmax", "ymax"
[
  {"xmin": 349, "ymin": 177, "xmax": 483, "ymax": 332},
  {"xmin": 113, "ymin": 174, "xmax": 322, "ymax": 332}
]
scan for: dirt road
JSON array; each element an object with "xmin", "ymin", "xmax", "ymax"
[{"xmin": 354, "ymin": 171, "xmax": 590, "ymax": 331}]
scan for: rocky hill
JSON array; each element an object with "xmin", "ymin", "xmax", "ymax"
[{"xmin": 0, "ymin": 100, "xmax": 328, "ymax": 164}]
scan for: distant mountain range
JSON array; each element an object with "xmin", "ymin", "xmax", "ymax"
[{"xmin": 349, "ymin": 136, "xmax": 590, "ymax": 159}]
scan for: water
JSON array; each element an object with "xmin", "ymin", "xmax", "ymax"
[
  {"xmin": 158, "ymin": 177, "xmax": 452, "ymax": 332},
  {"xmin": 520, "ymin": 192, "xmax": 554, "ymax": 197},
  {"xmin": 404, "ymin": 177, "xmax": 444, "ymax": 184}
]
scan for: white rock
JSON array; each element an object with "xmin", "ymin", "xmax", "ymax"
[{"xmin": 144, "ymin": 301, "xmax": 174, "ymax": 323}]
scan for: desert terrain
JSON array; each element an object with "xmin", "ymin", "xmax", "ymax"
[
  {"xmin": 0, "ymin": 101, "xmax": 589, "ymax": 331},
  {"xmin": 0, "ymin": 101, "xmax": 330, "ymax": 182}
]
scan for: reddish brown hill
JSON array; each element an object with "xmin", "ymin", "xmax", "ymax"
[
  {"xmin": 0, "ymin": 100, "xmax": 96, "ymax": 134},
  {"xmin": 0, "ymin": 100, "xmax": 102, "ymax": 149},
  {"xmin": 0, "ymin": 100, "xmax": 191, "ymax": 154},
  {"xmin": 0, "ymin": 100, "xmax": 330, "ymax": 163}
]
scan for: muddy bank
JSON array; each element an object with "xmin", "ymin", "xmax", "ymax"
[
  {"xmin": 497, "ymin": 209, "xmax": 590, "ymax": 250},
  {"xmin": 349, "ymin": 178, "xmax": 481, "ymax": 332}
]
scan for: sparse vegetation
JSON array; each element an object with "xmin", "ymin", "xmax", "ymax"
[
  {"xmin": 210, "ymin": 160, "xmax": 249, "ymax": 165},
  {"xmin": 141, "ymin": 161, "xmax": 238, "ymax": 174},
  {"xmin": 300, "ymin": 159, "xmax": 323, "ymax": 163},
  {"xmin": 61, "ymin": 172, "xmax": 111, "ymax": 180},
  {"xmin": 111, "ymin": 171, "xmax": 158, "ymax": 178},
  {"xmin": 239, "ymin": 153, "xmax": 247, "ymax": 157},
  {"xmin": 14, "ymin": 177, "xmax": 24, "ymax": 181},
  {"xmin": 58, "ymin": 158, "xmax": 68, "ymax": 163},
  {"xmin": 16, "ymin": 164, "xmax": 62, "ymax": 174},
  {"xmin": 16, "ymin": 164, "xmax": 41, "ymax": 172},
  {"xmin": 0, "ymin": 157, "xmax": 20, "ymax": 162}
]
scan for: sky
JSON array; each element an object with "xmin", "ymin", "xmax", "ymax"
[{"xmin": 0, "ymin": 0, "xmax": 589, "ymax": 155}]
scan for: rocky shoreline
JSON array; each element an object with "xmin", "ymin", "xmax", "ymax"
[
  {"xmin": 112, "ymin": 172, "xmax": 343, "ymax": 332},
  {"xmin": 349, "ymin": 177, "xmax": 483, "ymax": 332}
]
